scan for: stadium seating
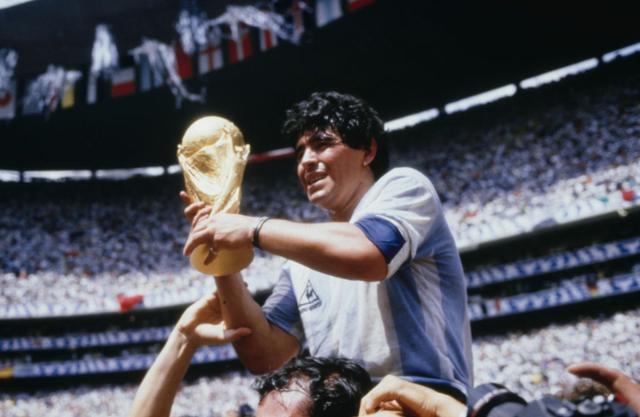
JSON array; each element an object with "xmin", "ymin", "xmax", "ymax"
[{"xmin": 2, "ymin": 307, "xmax": 638, "ymax": 415}]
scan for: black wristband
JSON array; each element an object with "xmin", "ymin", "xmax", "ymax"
[{"xmin": 252, "ymin": 217, "xmax": 270, "ymax": 249}]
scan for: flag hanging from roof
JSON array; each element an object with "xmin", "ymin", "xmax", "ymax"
[
  {"xmin": 0, "ymin": 81, "xmax": 16, "ymax": 120},
  {"xmin": 347, "ymin": 0, "xmax": 375, "ymax": 12},
  {"xmin": 198, "ymin": 37, "xmax": 224, "ymax": 75},
  {"xmin": 61, "ymin": 75, "xmax": 81, "ymax": 109},
  {"xmin": 290, "ymin": 0, "xmax": 307, "ymax": 39},
  {"xmin": 22, "ymin": 66, "xmax": 80, "ymax": 115},
  {"xmin": 111, "ymin": 67, "xmax": 136, "ymax": 98},
  {"xmin": 283, "ymin": 0, "xmax": 313, "ymax": 42},
  {"xmin": 87, "ymin": 73, "xmax": 110, "ymax": 104},
  {"xmin": 174, "ymin": 41, "xmax": 193, "ymax": 79},
  {"xmin": 22, "ymin": 77, "xmax": 43, "ymax": 116},
  {"xmin": 61, "ymin": 83, "xmax": 75, "ymax": 108},
  {"xmin": 259, "ymin": 27, "xmax": 279, "ymax": 51},
  {"xmin": 86, "ymin": 73, "xmax": 98, "ymax": 104},
  {"xmin": 228, "ymin": 23, "xmax": 253, "ymax": 64},
  {"xmin": 137, "ymin": 54, "xmax": 164, "ymax": 92},
  {"xmin": 315, "ymin": 0, "xmax": 343, "ymax": 27}
]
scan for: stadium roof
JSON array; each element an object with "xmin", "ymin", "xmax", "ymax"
[
  {"xmin": 0, "ymin": 0, "xmax": 255, "ymax": 78},
  {"xmin": 1, "ymin": 0, "xmax": 639, "ymax": 170}
]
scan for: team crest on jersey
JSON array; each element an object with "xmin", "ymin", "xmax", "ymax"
[{"xmin": 299, "ymin": 280, "xmax": 322, "ymax": 313}]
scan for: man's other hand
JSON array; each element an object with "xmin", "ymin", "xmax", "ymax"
[
  {"xmin": 359, "ymin": 375, "xmax": 466, "ymax": 417},
  {"xmin": 568, "ymin": 362, "xmax": 640, "ymax": 413},
  {"xmin": 180, "ymin": 191, "xmax": 212, "ymax": 226},
  {"xmin": 177, "ymin": 292, "xmax": 251, "ymax": 348},
  {"xmin": 182, "ymin": 213, "xmax": 255, "ymax": 258}
]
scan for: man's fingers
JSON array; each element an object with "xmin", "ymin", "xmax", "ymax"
[
  {"xmin": 192, "ymin": 207, "xmax": 213, "ymax": 227},
  {"xmin": 360, "ymin": 375, "xmax": 405, "ymax": 414},
  {"xmin": 567, "ymin": 362, "xmax": 620, "ymax": 386},
  {"xmin": 568, "ymin": 362, "xmax": 640, "ymax": 411},
  {"xmin": 360, "ymin": 390, "xmax": 396, "ymax": 415},
  {"xmin": 363, "ymin": 411, "xmax": 404, "ymax": 417},
  {"xmin": 184, "ymin": 201, "xmax": 206, "ymax": 222},
  {"xmin": 179, "ymin": 190, "xmax": 192, "ymax": 206},
  {"xmin": 183, "ymin": 229, "xmax": 212, "ymax": 256},
  {"xmin": 196, "ymin": 325, "xmax": 252, "ymax": 344}
]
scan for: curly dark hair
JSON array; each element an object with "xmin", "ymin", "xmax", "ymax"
[
  {"xmin": 253, "ymin": 356, "xmax": 372, "ymax": 417},
  {"xmin": 282, "ymin": 91, "xmax": 389, "ymax": 178}
]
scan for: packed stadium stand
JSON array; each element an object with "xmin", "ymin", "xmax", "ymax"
[{"xmin": 2, "ymin": 61, "xmax": 639, "ymax": 317}]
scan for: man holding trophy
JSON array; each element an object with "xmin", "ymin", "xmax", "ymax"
[{"xmin": 180, "ymin": 91, "xmax": 473, "ymax": 404}]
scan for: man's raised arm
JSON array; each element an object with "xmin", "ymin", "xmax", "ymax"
[
  {"xmin": 128, "ymin": 293, "xmax": 250, "ymax": 417},
  {"xmin": 180, "ymin": 192, "xmax": 300, "ymax": 374},
  {"xmin": 214, "ymin": 272, "xmax": 301, "ymax": 374}
]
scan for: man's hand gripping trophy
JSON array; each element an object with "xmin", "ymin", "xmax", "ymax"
[{"xmin": 177, "ymin": 116, "xmax": 253, "ymax": 276}]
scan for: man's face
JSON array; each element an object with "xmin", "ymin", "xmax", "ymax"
[
  {"xmin": 256, "ymin": 389, "xmax": 311, "ymax": 417},
  {"xmin": 295, "ymin": 129, "xmax": 371, "ymax": 216}
]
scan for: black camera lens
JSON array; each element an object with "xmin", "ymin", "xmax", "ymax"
[
  {"xmin": 468, "ymin": 384, "xmax": 638, "ymax": 417},
  {"xmin": 542, "ymin": 395, "xmax": 577, "ymax": 417},
  {"xmin": 577, "ymin": 399, "xmax": 603, "ymax": 417},
  {"xmin": 468, "ymin": 383, "xmax": 528, "ymax": 417}
]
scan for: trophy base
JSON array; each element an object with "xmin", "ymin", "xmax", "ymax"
[{"xmin": 189, "ymin": 244, "xmax": 254, "ymax": 276}]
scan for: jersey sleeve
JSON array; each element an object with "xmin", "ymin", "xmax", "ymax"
[
  {"xmin": 353, "ymin": 169, "xmax": 439, "ymax": 278},
  {"xmin": 262, "ymin": 262, "xmax": 305, "ymax": 343}
]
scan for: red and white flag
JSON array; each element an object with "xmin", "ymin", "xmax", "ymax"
[
  {"xmin": 111, "ymin": 67, "xmax": 136, "ymax": 98},
  {"xmin": 290, "ymin": 0, "xmax": 307, "ymax": 40},
  {"xmin": 347, "ymin": 0, "xmax": 374, "ymax": 12},
  {"xmin": 259, "ymin": 28, "xmax": 279, "ymax": 52},
  {"xmin": 198, "ymin": 39, "xmax": 224, "ymax": 75},
  {"xmin": 228, "ymin": 23, "xmax": 253, "ymax": 64},
  {"xmin": 174, "ymin": 41, "xmax": 194, "ymax": 79},
  {"xmin": 0, "ymin": 81, "xmax": 16, "ymax": 120}
]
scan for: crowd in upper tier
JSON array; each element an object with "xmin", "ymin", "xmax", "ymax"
[
  {"xmin": 391, "ymin": 73, "xmax": 640, "ymax": 247},
  {"xmin": 2, "ymin": 307, "xmax": 638, "ymax": 416},
  {"xmin": 1, "ymin": 73, "xmax": 639, "ymax": 315}
]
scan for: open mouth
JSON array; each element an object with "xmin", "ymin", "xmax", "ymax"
[{"xmin": 306, "ymin": 174, "xmax": 327, "ymax": 186}]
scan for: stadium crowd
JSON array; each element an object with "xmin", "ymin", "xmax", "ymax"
[
  {"xmin": 2, "ymin": 307, "xmax": 638, "ymax": 416},
  {"xmin": 0, "ymin": 372, "xmax": 258, "ymax": 417},
  {"xmin": 474, "ymin": 307, "xmax": 640, "ymax": 400},
  {"xmin": 392, "ymin": 74, "xmax": 640, "ymax": 247},
  {"xmin": 2, "ymin": 73, "xmax": 640, "ymax": 315}
]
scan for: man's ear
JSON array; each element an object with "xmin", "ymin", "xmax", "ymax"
[{"xmin": 364, "ymin": 138, "xmax": 378, "ymax": 167}]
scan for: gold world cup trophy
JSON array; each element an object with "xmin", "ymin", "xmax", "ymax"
[{"xmin": 177, "ymin": 116, "xmax": 253, "ymax": 276}]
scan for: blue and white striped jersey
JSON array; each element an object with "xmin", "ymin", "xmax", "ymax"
[{"xmin": 263, "ymin": 167, "xmax": 473, "ymax": 398}]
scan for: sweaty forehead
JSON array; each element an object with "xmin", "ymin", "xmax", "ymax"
[
  {"xmin": 296, "ymin": 129, "xmax": 340, "ymax": 148},
  {"xmin": 256, "ymin": 389, "xmax": 311, "ymax": 417}
]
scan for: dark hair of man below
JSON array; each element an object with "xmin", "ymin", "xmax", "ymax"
[{"xmin": 253, "ymin": 356, "xmax": 373, "ymax": 417}]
